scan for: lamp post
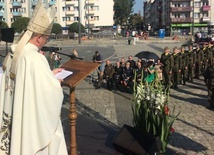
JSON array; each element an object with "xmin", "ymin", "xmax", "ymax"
[
  {"xmin": 78, "ymin": 0, "xmax": 81, "ymax": 44},
  {"xmin": 88, "ymin": 0, "xmax": 90, "ymax": 40},
  {"xmin": 192, "ymin": 0, "xmax": 194, "ymax": 35}
]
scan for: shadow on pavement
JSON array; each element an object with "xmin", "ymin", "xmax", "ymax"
[
  {"xmin": 170, "ymin": 94, "xmax": 209, "ymax": 108},
  {"xmin": 61, "ymin": 106, "xmax": 121, "ymax": 155},
  {"xmin": 169, "ymin": 132, "xmax": 208, "ymax": 153}
]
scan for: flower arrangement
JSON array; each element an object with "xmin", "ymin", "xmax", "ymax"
[{"xmin": 132, "ymin": 79, "xmax": 180, "ymax": 154}]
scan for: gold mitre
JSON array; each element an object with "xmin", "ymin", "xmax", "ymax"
[
  {"xmin": 27, "ymin": 1, "xmax": 56, "ymax": 36},
  {"xmin": 9, "ymin": 0, "xmax": 56, "ymax": 79}
]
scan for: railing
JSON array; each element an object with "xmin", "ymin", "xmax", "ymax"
[
  {"xmin": 0, "ymin": 12, "xmax": 3, "ymax": 16},
  {"xmin": 66, "ymin": 20, "xmax": 74, "ymax": 26},
  {"xmin": 12, "ymin": 12, "xmax": 22, "ymax": 16},
  {"xmin": 66, "ymin": 10, "xmax": 75, "ymax": 15},
  {"xmin": 65, "ymin": 1, "xmax": 75, "ymax": 5},
  {"xmin": 12, "ymin": 2, "xmax": 22, "ymax": 7},
  {"xmin": 201, "ymin": 17, "xmax": 210, "ymax": 22},
  {"xmin": 171, "ymin": 0, "xmax": 191, "ymax": 1},
  {"xmin": 202, "ymin": 6, "xmax": 211, "ymax": 11},
  {"xmin": 171, "ymin": 18, "xmax": 192, "ymax": 22},
  {"xmin": 170, "ymin": 7, "xmax": 192, "ymax": 12}
]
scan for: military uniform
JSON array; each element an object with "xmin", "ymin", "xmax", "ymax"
[
  {"xmin": 194, "ymin": 46, "xmax": 204, "ymax": 79},
  {"xmin": 160, "ymin": 52, "xmax": 174, "ymax": 89},
  {"xmin": 204, "ymin": 65, "xmax": 214, "ymax": 108},
  {"xmin": 172, "ymin": 52, "xmax": 181, "ymax": 88},
  {"xmin": 187, "ymin": 49, "xmax": 196, "ymax": 82},
  {"xmin": 179, "ymin": 50, "xmax": 188, "ymax": 85},
  {"xmin": 202, "ymin": 46, "xmax": 208, "ymax": 73}
]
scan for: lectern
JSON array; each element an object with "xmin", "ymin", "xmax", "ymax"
[{"xmin": 61, "ymin": 59, "xmax": 99, "ymax": 155}]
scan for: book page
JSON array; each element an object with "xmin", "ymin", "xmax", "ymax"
[{"xmin": 55, "ymin": 70, "xmax": 73, "ymax": 80}]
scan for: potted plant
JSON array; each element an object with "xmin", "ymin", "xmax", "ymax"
[{"xmin": 132, "ymin": 77, "xmax": 180, "ymax": 154}]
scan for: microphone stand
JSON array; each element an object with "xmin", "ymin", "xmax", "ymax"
[{"xmin": 51, "ymin": 51, "xmax": 83, "ymax": 60}]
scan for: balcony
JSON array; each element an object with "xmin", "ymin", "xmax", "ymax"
[
  {"xmin": 12, "ymin": 2, "xmax": 22, "ymax": 7},
  {"xmin": 0, "ymin": 2, "xmax": 3, "ymax": 7},
  {"xmin": 65, "ymin": 1, "xmax": 75, "ymax": 6},
  {"xmin": 66, "ymin": 20, "xmax": 74, "ymax": 26},
  {"xmin": 66, "ymin": 10, "xmax": 75, "ymax": 15},
  {"xmin": 49, "ymin": 1, "xmax": 55, "ymax": 6},
  {"xmin": 202, "ymin": 6, "xmax": 211, "ymax": 11},
  {"xmin": 171, "ymin": 0, "xmax": 191, "ymax": 1},
  {"xmin": 201, "ymin": 17, "xmax": 210, "ymax": 22},
  {"xmin": 32, "ymin": 1, "xmax": 38, "ymax": 6},
  {"xmin": 0, "ymin": 12, "xmax": 3, "ymax": 17},
  {"xmin": 87, "ymin": 0, "xmax": 95, "ymax": 5},
  {"xmin": 86, "ymin": 10, "xmax": 95, "ymax": 15},
  {"xmin": 171, "ymin": 18, "xmax": 192, "ymax": 23},
  {"xmin": 88, "ymin": 19, "xmax": 96, "ymax": 24},
  {"xmin": 170, "ymin": 7, "xmax": 192, "ymax": 12},
  {"xmin": 12, "ymin": 12, "xmax": 22, "ymax": 16}
]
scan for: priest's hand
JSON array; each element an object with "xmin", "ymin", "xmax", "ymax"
[{"xmin": 52, "ymin": 68, "xmax": 64, "ymax": 82}]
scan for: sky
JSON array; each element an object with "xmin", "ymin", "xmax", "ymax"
[{"xmin": 133, "ymin": 0, "xmax": 144, "ymax": 15}]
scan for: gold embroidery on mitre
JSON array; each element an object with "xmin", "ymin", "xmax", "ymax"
[{"xmin": 27, "ymin": 1, "xmax": 56, "ymax": 36}]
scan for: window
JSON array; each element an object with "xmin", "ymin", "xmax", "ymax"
[
  {"xmin": 194, "ymin": 2, "xmax": 200, "ymax": 7},
  {"xmin": 194, "ymin": 13, "xmax": 200, "ymax": 18}
]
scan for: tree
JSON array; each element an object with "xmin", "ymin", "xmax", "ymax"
[
  {"xmin": 114, "ymin": 0, "xmax": 135, "ymax": 26},
  {"xmin": 128, "ymin": 13, "xmax": 143, "ymax": 31},
  {"xmin": 0, "ymin": 21, "xmax": 9, "ymax": 29},
  {"xmin": 68, "ymin": 22, "xmax": 85, "ymax": 33},
  {"xmin": 51, "ymin": 23, "xmax": 62, "ymax": 34},
  {"xmin": 11, "ymin": 17, "xmax": 30, "ymax": 33}
]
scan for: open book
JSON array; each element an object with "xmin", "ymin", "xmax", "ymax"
[{"xmin": 55, "ymin": 70, "xmax": 73, "ymax": 80}]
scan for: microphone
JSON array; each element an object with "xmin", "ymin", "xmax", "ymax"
[{"xmin": 41, "ymin": 46, "xmax": 62, "ymax": 52}]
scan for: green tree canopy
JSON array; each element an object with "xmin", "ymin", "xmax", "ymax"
[
  {"xmin": 0, "ymin": 21, "xmax": 9, "ymax": 29},
  {"xmin": 128, "ymin": 13, "xmax": 143, "ymax": 30},
  {"xmin": 68, "ymin": 22, "xmax": 85, "ymax": 33},
  {"xmin": 51, "ymin": 23, "xmax": 62, "ymax": 34},
  {"xmin": 114, "ymin": 0, "xmax": 135, "ymax": 26},
  {"xmin": 11, "ymin": 17, "xmax": 30, "ymax": 33}
]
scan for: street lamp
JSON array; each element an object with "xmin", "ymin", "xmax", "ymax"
[
  {"xmin": 192, "ymin": 0, "xmax": 194, "ymax": 35},
  {"xmin": 88, "ymin": 0, "xmax": 90, "ymax": 40},
  {"xmin": 78, "ymin": 0, "xmax": 81, "ymax": 44}
]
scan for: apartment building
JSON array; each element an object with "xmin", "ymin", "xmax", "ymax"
[
  {"xmin": 0, "ymin": 0, "xmax": 114, "ymax": 33},
  {"xmin": 144, "ymin": 0, "xmax": 214, "ymax": 36}
]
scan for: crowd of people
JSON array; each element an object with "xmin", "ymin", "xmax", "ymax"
[{"xmin": 93, "ymin": 42, "xmax": 214, "ymax": 101}]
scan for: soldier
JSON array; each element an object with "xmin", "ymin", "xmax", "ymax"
[
  {"xmin": 204, "ymin": 60, "xmax": 214, "ymax": 108},
  {"xmin": 172, "ymin": 47, "xmax": 181, "ymax": 89},
  {"xmin": 194, "ymin": 44, "xmax": 204, "ymax": 79},
  {"xmin": 104, "ymin": 60, "xmax": 115, "ymax": 90},
  {"xmin": 187, "ymin": 44, "xmax": 196, "ymax": 82},
  {"xmin": 160, "ymin": 47, "xmax": 174, "ymax": 90},
  {"xmin": 202, "ymin": 42, "xmax": 208, "ymax": 73},
  {"xmin": 206, "ymin": 42, "xmax": 213, "ymax": 66},
  {"xmin": 179, "ymin": 46, "xmax": 188, "ymax": 85}
]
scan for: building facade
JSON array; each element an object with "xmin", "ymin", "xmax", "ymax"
[
  {"xmin": 0, "ymin": 0, "xmax": 114, "ymax": 33},
  {"xmin": 144, "ymin": 0, "xmax": 214, "ymax": 36}
]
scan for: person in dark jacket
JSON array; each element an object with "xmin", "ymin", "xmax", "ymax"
[
  {"xmin": 113, "ymin": 61, "xmax": 123, "ymax": 91},
  {"xmin": 204, "ymin": 60, "xmax": 214, "ymax": 108},
  {"xmin": 104, "ymin": 60, "xmax": 115, "ymax": 90}
]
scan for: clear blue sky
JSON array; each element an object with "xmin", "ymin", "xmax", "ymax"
[{"xmin": 133, "ymin": 0, "xmax": 144, "ymax": 15}]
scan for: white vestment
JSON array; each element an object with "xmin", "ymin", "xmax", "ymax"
[{"xmin": 0, "ymin": 43, "xmax": 68, "ymax": 155}]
